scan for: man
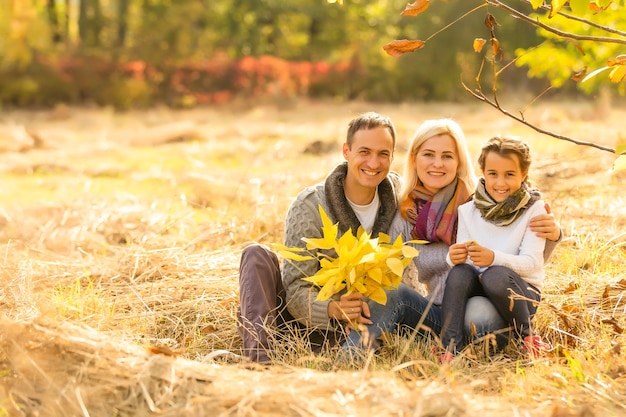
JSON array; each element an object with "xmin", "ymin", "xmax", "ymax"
[{"xmin": 238, "ymin": 111, "xmax": 406, "ymax": 363}]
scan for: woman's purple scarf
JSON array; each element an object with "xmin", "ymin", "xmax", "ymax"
[{"xmin": 400, "ymin": 178, "xmax": 472, "ymax": 246}]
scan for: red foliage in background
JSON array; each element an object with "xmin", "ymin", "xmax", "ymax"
[{"xmin": 1, "ymin": 54, "xmax": 357, "ymax": 108}]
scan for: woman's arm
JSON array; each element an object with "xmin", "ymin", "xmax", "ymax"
[{"xmin": 530, "ymin": 203, "xmax": 563, "ymax": 262}]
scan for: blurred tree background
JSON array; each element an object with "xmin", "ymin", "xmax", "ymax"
[{"xmin": 0, "ymin": 0, "xmax": 621, "ymax": 109}]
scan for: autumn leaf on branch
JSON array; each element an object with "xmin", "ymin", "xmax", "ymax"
[
  {"xmin": 589, "ymin": 1, "xmax": 613, "ymax": 13},
  {"xmin": 484, "ymin": 12, "xmax": 499, "ymax": 34},
  {"xmin": 383, "ymin": 39, "xmax": 426, "ymax": 57},
  {"xmin": 401, "ymin": 0, "xmax": 429, "ymax": 17},
  {"xmin": 609, "ymin": 65, "xmax": 626, "ymax": 83},
  {"xmin": 570, "ymin": 67, "xmax": 588, "ymax": 82},
  {"xmin": 491, "ymin": 37, "xmax": 503, "ymax": 60},
  {"xmin": 569, "ymin": 0, "xmax": 592, "ymax": 15},
  {"xmin": 607, "ymin": 55, "xmax": 626, "ymax": 66},
  {"xmin": 473, "ymin": 38, "xmax": 487, "ymax": 53}
]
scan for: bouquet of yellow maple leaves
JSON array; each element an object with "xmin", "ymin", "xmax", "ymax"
[{"xmin": 275, "ymin": 205, "xmax": 422, "ymax": 305}]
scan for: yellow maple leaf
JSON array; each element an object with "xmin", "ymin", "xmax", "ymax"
[
  {"xmin": 386, "ymin": 257, "xmax": 405, "ymax": 277},
  {"xmin": 367, "ymin": 285, "xmax": 388, "ymax": 305},
  {"xmin": 276, "ymin": 250, "xmax": 314, "ymax": 262},
  {"xmin": 318, "ymin": 275, "xmax": 346, "ymax": 300}
]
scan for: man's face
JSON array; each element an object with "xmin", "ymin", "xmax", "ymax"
[{"xmin": 342, "ymin": 126, "xmax": 394, "ymax": 201}]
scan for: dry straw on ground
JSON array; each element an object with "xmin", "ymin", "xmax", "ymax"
[{"xmin": 0, "ymin": 100, "xmax": 625, "ymax": 416}]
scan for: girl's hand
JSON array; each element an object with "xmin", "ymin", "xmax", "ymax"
[
  {"xmin": 449, "ymin": 243, "xmax": 468, "ymax": 265},
  {"xmin": 467, "ymin": 243, "xmax": 494, "ymax": 267}
]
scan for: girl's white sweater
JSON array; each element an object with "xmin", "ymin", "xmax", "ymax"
[{"xmin": 448, "ymin": 199, "xmax": 547, "ymax": 289}]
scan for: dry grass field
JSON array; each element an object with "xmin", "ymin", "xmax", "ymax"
[{"xmin": 0, "ymin": 99, "xmax": 624, "ymax": 416}]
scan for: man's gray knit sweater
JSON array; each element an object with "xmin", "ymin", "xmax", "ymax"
[{"xmin": 282, "ymin": 162, "xmax": 400, "ymax": 329}]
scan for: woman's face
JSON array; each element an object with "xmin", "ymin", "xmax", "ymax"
[{"xmin": 414, "ymin": 134, "xmax": 459, "ymax": 194}]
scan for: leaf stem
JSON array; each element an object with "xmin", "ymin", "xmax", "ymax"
[{"xmin": 426, "ymin": 4, "xmax": 488, "ymax": 42}]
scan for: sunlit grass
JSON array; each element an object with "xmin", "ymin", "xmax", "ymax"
[
  {"xmin": 52, "ymin": 275, "xmax": 116, "ymax": 322},
  {"xmin": 0, "ymin": 102, "xmax": 625, "ymax": 415}
]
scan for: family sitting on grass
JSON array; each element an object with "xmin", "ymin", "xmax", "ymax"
[{"xmin": 237, "ymin": 112, "xmax": 561, "ymax": 365}]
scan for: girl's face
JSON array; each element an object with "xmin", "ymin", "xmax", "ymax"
[
  {"xmin": 414, "ymin": 134, "xmax": 459, "ymax": 194},
  {"xmin": 483, "ymin": 152, "xmax": 527, "ymax": 203}
]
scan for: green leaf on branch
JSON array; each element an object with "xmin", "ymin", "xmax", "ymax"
[
  {"xmin": 614, "ymin": 155, "xmax": 626, "ymax": 172},
  {"xmin": 581, "ymin": 66, "xmax": 611, "ymax": 83},
  {"xmin": 580, "ymin": 55, "xmax": 626, "ymax": 83},
  {"xmin": 615, "ymin": 145, "xmax": 626, "ymax": 172},
  {"xmin": 549, "ymin": 0, "xmax": 568, "ymax": 18},
  {"xmin": 530, "ymin": 0, "xmax": 543, "ymax": 9},
  {"xmin": 570, "ymin": 0, "xmax": 591, "ymax": 15}
]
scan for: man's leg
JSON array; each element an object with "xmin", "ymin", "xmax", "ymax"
[
  {"xmin": 237, "ymin": 243, "xmax": 281, "ymax": 363},
  {"xmin": 343, "ymin": 283, "xmax": 442, "ymax": 352}
]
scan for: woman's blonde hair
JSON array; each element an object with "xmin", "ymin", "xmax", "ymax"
[{"xmin": 398, "ymin": 118, "xmax": 477, "ymax": 204}]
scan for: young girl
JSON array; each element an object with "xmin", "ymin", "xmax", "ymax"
[{"xmin": 440, "ymin": 136, "xmax": 549, "ymax": 360}]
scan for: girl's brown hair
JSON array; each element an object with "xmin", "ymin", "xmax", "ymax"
[{"xmin": 478, "ymin": 136, "xmax": 532, "ymax": 182}]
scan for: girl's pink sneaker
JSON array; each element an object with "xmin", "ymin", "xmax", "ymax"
[
  {"xmin": 521, "ymin": 335, "xmax": 549, "ymax": 357},
  {"xmin": 438, "ymin": 352, "xmax": 454, "ymax": 365}
]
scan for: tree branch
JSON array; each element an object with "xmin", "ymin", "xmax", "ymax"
[
  {"xmin": 461, "ymin": 81, "xmax": 616, "ymax": 154},
  {"xmin": 514, "ymin": 0, "xmax": 626, "ymax": 37},
  {"xmin": 488, "ymin": 0, "xmax": 626, "ymax": 45},
  {"xmin": 555, "ymin": 10, "xmax": 626, "ymax": 38}
]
